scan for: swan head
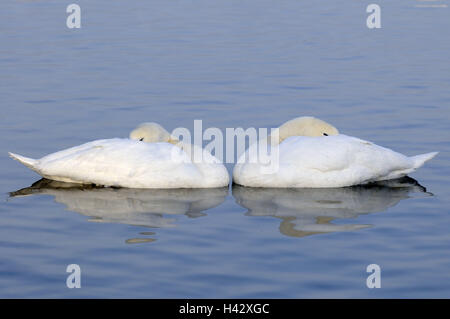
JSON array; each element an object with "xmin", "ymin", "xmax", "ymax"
[
  {"xmin": 129, "ymin": 123, "xmax": 178, "ymax": 144},
  {"xmin": 273, "ymin": 116, "xmax": 339, "ymax": 143}
]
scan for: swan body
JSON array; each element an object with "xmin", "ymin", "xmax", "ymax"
[
  {"xmin": 233, "ymin": 117, "xmax": 437, "ymax": 188},
  {"xmin": 9, "ymin": 123, "xmax": 229, "ymax": 189}
]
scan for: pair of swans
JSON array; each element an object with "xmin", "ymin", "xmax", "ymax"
[{"xmin": 9, "ymin": 117, "xmax": 437, "ymax": 189}]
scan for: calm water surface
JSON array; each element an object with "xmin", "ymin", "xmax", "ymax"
[{"xmin": 0, "ymin": 0, "xmax": 449, "ymax": 298}]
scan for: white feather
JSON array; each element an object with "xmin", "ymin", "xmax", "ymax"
[
  {"xmin": 233, "ymin": 134, "xmax": 437, "ymax": 188},
  {"xmin": 10, "ymin": 138, "xmax": 229, "ymax": 188}
]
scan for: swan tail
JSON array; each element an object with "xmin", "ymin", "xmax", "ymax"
[
  {"xmin": 411, "ymin": 152, "xmax": 438, "ymax": 169},
  {"xmin": 8, "ymin": 152, "xmax": 40, "ymax": 172}
]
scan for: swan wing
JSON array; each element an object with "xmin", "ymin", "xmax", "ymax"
[
  {"xmin": 277, "ymin": 134, "xmax": 414, "ymax": 186},
  {"xmin": 234, "ymin": 135, "xmax": 416, "ymax": 187},
  {"xmin": 36, "ymin": 139, "xmax": 201, "ymax": 187}
]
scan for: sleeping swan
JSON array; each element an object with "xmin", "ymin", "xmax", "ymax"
[
  {"xmin": 9, "ymin": 123, "xmax": 229, "ymax": 189},
  {"xmin": 232, "ymin": 116, "xmax": 438, "ymax": 188}
]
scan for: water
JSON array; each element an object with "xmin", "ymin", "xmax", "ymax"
[{"xmin": 0, "ymin": 0, "xmax": 449, "ymax": 298}]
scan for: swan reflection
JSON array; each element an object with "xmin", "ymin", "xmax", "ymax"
[
  {"xmin": 10, "ymin": 179, "xmax": 228, "ymax": 243},
  {"xmin": 232, "ymin": 177, "xmax": 431, "ymax": 238}
]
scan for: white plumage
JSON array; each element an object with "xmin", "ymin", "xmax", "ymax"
[
  {"xmin": 9, "ymin": 118, "xmax": 437, "ymax": 189},
  {"xmin": 9, "ymin": 123, "xmax": 229, "ymax": 189},
  {"xmin": 233, "ymin": 117, "xmax": 437, "ymax": 188}
]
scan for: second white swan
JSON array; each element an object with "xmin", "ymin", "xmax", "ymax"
[{"xmin": 233, "ymin": 116, "xmax": 437, "ymax": 188}]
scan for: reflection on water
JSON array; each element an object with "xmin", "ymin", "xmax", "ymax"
[
  {"xmin": 9, "ymin": 177, "xmax": 431, "ymax": 242},
  {"xmin": 232, "ymin": 177, "xmax": 431, "ymax": 238},
  {"xmin": 10, "ymin": 179, "xmax": 228, "ymax": 243}
]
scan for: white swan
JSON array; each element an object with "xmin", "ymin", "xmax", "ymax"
[
  {"xmin": 233, "ymin": 116, "xmax": 438, "ymax": 188},
  {"xmin": 9, "ymin": 123, "xmax": 230, "ymax": 188}
]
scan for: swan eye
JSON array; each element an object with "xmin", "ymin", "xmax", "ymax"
[
  {"xmin": 139, "ymin": 138, "xmax": 144, "ymax": 141},
  {"xmin": 323, "ymin": 133, "xmax": 328, "ymax": 136}
]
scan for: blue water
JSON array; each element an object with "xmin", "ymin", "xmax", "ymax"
[{"xmin": 0, "ymin": 0, "xmax": 449, "ymax": 298}]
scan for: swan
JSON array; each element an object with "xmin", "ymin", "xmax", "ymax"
[
  {"xmin": 9, "ymin": 123, "xmax": 230, "ymax": 188},
  {"xmin": 233, "ymin": 116, "xmax": 438, "ymax": 188}
]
